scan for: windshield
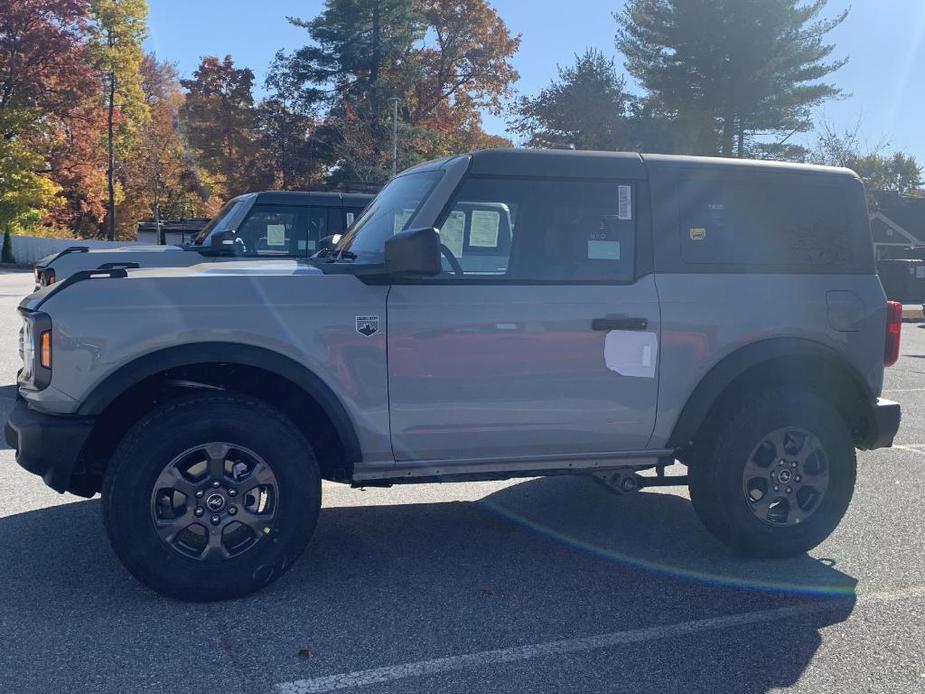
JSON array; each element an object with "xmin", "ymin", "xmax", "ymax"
[
  {"xmin": 335, "ymin": 171, "xmax": 442, "ymax": 262},
  {"xmin": 193, "ymin": 197, "xmax": 251, "ymax": 245}
]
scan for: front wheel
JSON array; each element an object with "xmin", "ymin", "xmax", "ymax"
[
  {"xmin": 102, "ymin": 393, "xmax": 321, "ymax": 601},
  {"xmin": 689, "ymin": 389, "xmax": 856, "ymax": 558}
]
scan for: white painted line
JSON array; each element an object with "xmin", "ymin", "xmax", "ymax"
[
  {"xmin": 883, "ymin": 388, "xmax": 925, "ymax": 393},
  {"xmin": 274, "ymin": 586, "xmax": 925, "ymax": 694},
  {"xmin": 893, "ymin": 445, "xmax": 925, "ymax": 456}
]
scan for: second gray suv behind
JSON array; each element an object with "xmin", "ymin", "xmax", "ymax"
[{"xmin": 8, "ymin": 149, "xmax": 901, "ymax": 601}]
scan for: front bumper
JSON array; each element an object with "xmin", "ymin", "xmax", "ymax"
[
  {"xmin": 5, "ymin": 399, "xmax": 95, "ymax": 494},
  {"xmin": 860, "ymin": 398, "xmax": 902, "ymax": 450}
]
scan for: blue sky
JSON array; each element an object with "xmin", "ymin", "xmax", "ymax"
[{"xmin": 146, "ymin": 0, "xmax": 925, "ymax": 161}]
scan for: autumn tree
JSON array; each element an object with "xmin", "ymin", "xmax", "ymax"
[
  {"xmin": 273, "ymin": 0, "xmax": 518, "ymax": 185},
  {"xmin": 617, "ymin": 0, "xmax": 848, "ymax": 157},
  {"xmin": 0, "ymin": 0, "xmax": 98, "ymax": 234},
  {"xmin": 812, "ymin": 121, "xmax": 923, "ymax": 198},
  {"xmin": 88, "ymin": 0, "xmax": 148, "ymax": 239},
  {"xmin": 180, "ymin": 56, "xmax": 264, "ymax": 197}
]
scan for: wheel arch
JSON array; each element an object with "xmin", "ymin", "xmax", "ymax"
[
  {"xmin": 668, "ymin": 337, "xmax": 876, "ymax": 454},
  {"xmin": 73, "ymin": 343, "xmax": 362, "ymax": 493}
]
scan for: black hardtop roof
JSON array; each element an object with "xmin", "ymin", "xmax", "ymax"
[
  {"xmin": 251, "ymin": 191, "xmax": 374, "ymax": 206},
  {"xmin": 404, "ymin": 148, "xmax": 860, "ymax": 183}
]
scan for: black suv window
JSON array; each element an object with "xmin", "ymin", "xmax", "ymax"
[
  {"xmin": 436, "ymin": 177, "xmax": 636, "ymax": 282},
  {"xmin": 678, "ymin": 178, "xmax": 855, "ymax": 268},
  {"xmin": 237, "ymin": 206, "xmax": 301, "ymax": 256}
]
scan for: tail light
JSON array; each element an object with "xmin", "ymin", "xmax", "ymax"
[{"xmin": 884, "ymin": 301, "xmax": 902, "ymax": 367}]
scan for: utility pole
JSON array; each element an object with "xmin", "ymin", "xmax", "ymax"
[{"xmin": 389, "ymin": 97, "xmax": 400, "ymax": 177}]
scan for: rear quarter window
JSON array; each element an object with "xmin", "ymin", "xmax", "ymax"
[{"xmin": 663, "ymin": 172, "xmax": 874, "ymax": 274}]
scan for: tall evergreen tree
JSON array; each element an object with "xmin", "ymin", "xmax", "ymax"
[
  {"xmin": 511, "ymin": 49, "xmax": 633, "ymax": 151},
  {"xmin": 616, "ymin": 0, "xmax": 847, "ymax": 157}
]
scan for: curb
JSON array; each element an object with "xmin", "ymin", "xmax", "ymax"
[{"xmin": 903, "ymin": 305, "xmax": 923, "ymax": 323}]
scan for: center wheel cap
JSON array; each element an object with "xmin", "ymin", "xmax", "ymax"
[
  {"xmin": 777, "ymin": 469, "xmax": 793, "ymax": 484},
  {"xmin": 205, "ymin": 493, "xmax": 226, "ymax": 512}
]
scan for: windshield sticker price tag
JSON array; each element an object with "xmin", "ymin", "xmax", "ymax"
[
  {"xmin": 440, "ymin": 210, "xmax": 466, "ymax": 257},
  {"xmin": 690, "ymin": 227, "xmax": 707, "ymax": 241},
  {"xmin": 266, "ymin": 224, "xmax": 286, "ymax": 246}
]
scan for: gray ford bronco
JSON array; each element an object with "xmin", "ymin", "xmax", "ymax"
[
  {"xmin": 32, "ymin": 191, "xmax": 373, "ymax": 290},
  {"xmin": 7, "ymin": 149, "xmax": 902, "ymax": 601}
]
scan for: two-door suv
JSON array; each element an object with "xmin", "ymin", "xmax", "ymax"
[
  {"xmin": 7, "ymin": 149, "xmax": 902, "ymax": 601},
  {"xmin": 32, "ymin": 191, "xmax": 373, "ymax": 289}
]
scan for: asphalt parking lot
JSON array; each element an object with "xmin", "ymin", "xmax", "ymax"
[{"xmin": 1, "ymin": 266, "xmax": 924, "ymax": 694}]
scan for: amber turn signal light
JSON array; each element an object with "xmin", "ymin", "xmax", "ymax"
[{"xmin": 40, "ymin": 330, "xmax": 52, "ymax": 369}]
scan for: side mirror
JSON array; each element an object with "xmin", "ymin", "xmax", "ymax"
[
  {"xmin": 316, "ymin": 234, "xmax": 342, "ymax": 254},
  {"xmin": 202, "ymin": 230, "xmax": 240, "ymax": 256},
  {"xmin": 384, "ymin": 227, "xmax": 441, "ymax": 276}
]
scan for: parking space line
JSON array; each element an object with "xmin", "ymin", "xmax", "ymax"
[
  {"xmin": 883, "ymin": 388, "xmax": 925, "ymax": 393},
  {"xmin": 274, "ymin": 586, "xmax": 925, "ymax": 693}
]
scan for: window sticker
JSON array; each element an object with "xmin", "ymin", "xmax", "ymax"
[
  {"xmin": 393, "ymin": 209, "xmax": 414, "ymax": 234},
  {"xmin": 297, "ymin": 239, "xmax": 307, "ymax": 251},
  {"xmin": 266, "ymin": 224, "xmax": 286, "ymax": 246},
  {"xmin": 689, "ymin": 228, "xmax": 707, "ymax": 241},
  {"xmin": 587, "ymin": 240, "xmax": 621, "ymax": 260},
  {"xmin": 470, "ymin": 209, "xmax": 501, "ymax": 247},
  {"xmin": 618, "ymin": 185, "xmax": 632, "ymax": 220},
  {"xmin": 346, "ymin": 212, "xmax": 355, "ymax": 227},
  {"xmin": 440, "ymin": 210, "xmax": 466, "ymax": 257}
]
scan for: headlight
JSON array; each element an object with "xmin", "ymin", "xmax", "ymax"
[{"xmin": 18, "ymin": 310, "xmax": 52, "ymax": 390}]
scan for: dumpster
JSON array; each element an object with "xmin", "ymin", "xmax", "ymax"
[{"xmin": 878, "ymin": 258, "xmax": 925, "ymax": 303}]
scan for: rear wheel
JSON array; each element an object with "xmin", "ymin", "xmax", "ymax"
[
  {"xmin": 689, "ymin": 389, "xmax": 856, "ymax": 557},
  {"xmin": 102, "ymin": 393, "xmax": 321, "ymax": 601}
]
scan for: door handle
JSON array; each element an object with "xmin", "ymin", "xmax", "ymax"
[{"xmin": 592, "ymin": 317, "xmax": 649, "ymax": 331}]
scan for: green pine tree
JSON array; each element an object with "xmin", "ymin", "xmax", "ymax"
[
  {"xmin": 1, "ymin": 229, "xmax": 14, "ymax": 264},
  {"xmin": 616, "ymin": 0, "xmax": 848, "ymax": 157}
]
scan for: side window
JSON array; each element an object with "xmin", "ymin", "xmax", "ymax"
[
  {"xmin": 435, "ymin": 177, "xmax": 636, "ymax": 282},
  {"xmin": 236, "ymin": 206, "xmax": 302, "ymax": 256},
  {"xmin": 678, "ymin": 179, "xmax": 854, "ymax": 268}
]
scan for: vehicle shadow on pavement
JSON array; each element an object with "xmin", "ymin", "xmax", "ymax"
[
  {"xmin": 0, "ymin": 477, "xmax": 856, "ymax": 694},
  {"xmin": 0, "ymin": 385, "xmax": 16, "ymax": 449}
]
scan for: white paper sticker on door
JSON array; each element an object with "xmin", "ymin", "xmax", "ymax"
[{"xmin": 604, "ymin": 330, "xmax": 658, "ymax": 378}]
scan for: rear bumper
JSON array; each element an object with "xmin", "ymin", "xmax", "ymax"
[
  {"xmin": 4, "ymin": 399, "xmax": 95, "ymax": 494},
  {"xmin": 860, "ymin": 398, "xmax": 901, "ymax": 450}
]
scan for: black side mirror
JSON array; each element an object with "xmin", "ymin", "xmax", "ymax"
[
  {"xmin": 201, "ymin": 230, "xmax": 241, "ymax": 256},
  {"xmin": 384, "ymin": 227, "xmax": 441, "ymax": 276}
]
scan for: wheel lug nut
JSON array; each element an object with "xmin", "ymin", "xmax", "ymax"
[
  {"xmin": 194, "ymin": 507, "xmax": 204, "ymax": 518},
  {"xmin": 228, "ymin": 489, "xmax": 237, "ymax": 497},
  {"xmin": 228, "ymin": 506, "xmax": 237, "ymax": 516},
  {"xmin": 795, "ymin": 476, "xmax": 801, "ymax": 482},
  {"xmin": 791, "ymin": 462, "xmax": 797, "ymax": 468},
  {"xmin": 210, "ymin": 515, "xmax": 221, "ymax": 526},
  {"xmin": 195, "ymin": 490, "xmax": 204, "ymax": 499},
  {"xmin": 774, "ymin": 486, "xmax": 780, "ymax": 492},
  {"xmin": 212, "ymin": 481, "xmax": 221, "ymax": 489},
  {"xmin": 786, "ymin": 487, "xmax": 793, "ymax": 494}
]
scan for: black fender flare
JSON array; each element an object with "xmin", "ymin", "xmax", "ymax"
[
  {"xmin": 667, "ymin": 337, "xmax": 874, "ymax": 450},
  {"xmin": 77, "ymin": 342, "xmax": 362, "ymax": 464}
]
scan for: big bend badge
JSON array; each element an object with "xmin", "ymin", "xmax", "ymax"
[{"xmin": 356, "ymin": 315, "xmax": 380, "ymax": 337}]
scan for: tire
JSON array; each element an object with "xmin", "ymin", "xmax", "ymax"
[
  {"xmin": 688, "ymin": 388, "xmax": 856, "ymax": 558},
  {"xmin": 102, "ymin": 393, "xmax": 321, "ymax": 601}
]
